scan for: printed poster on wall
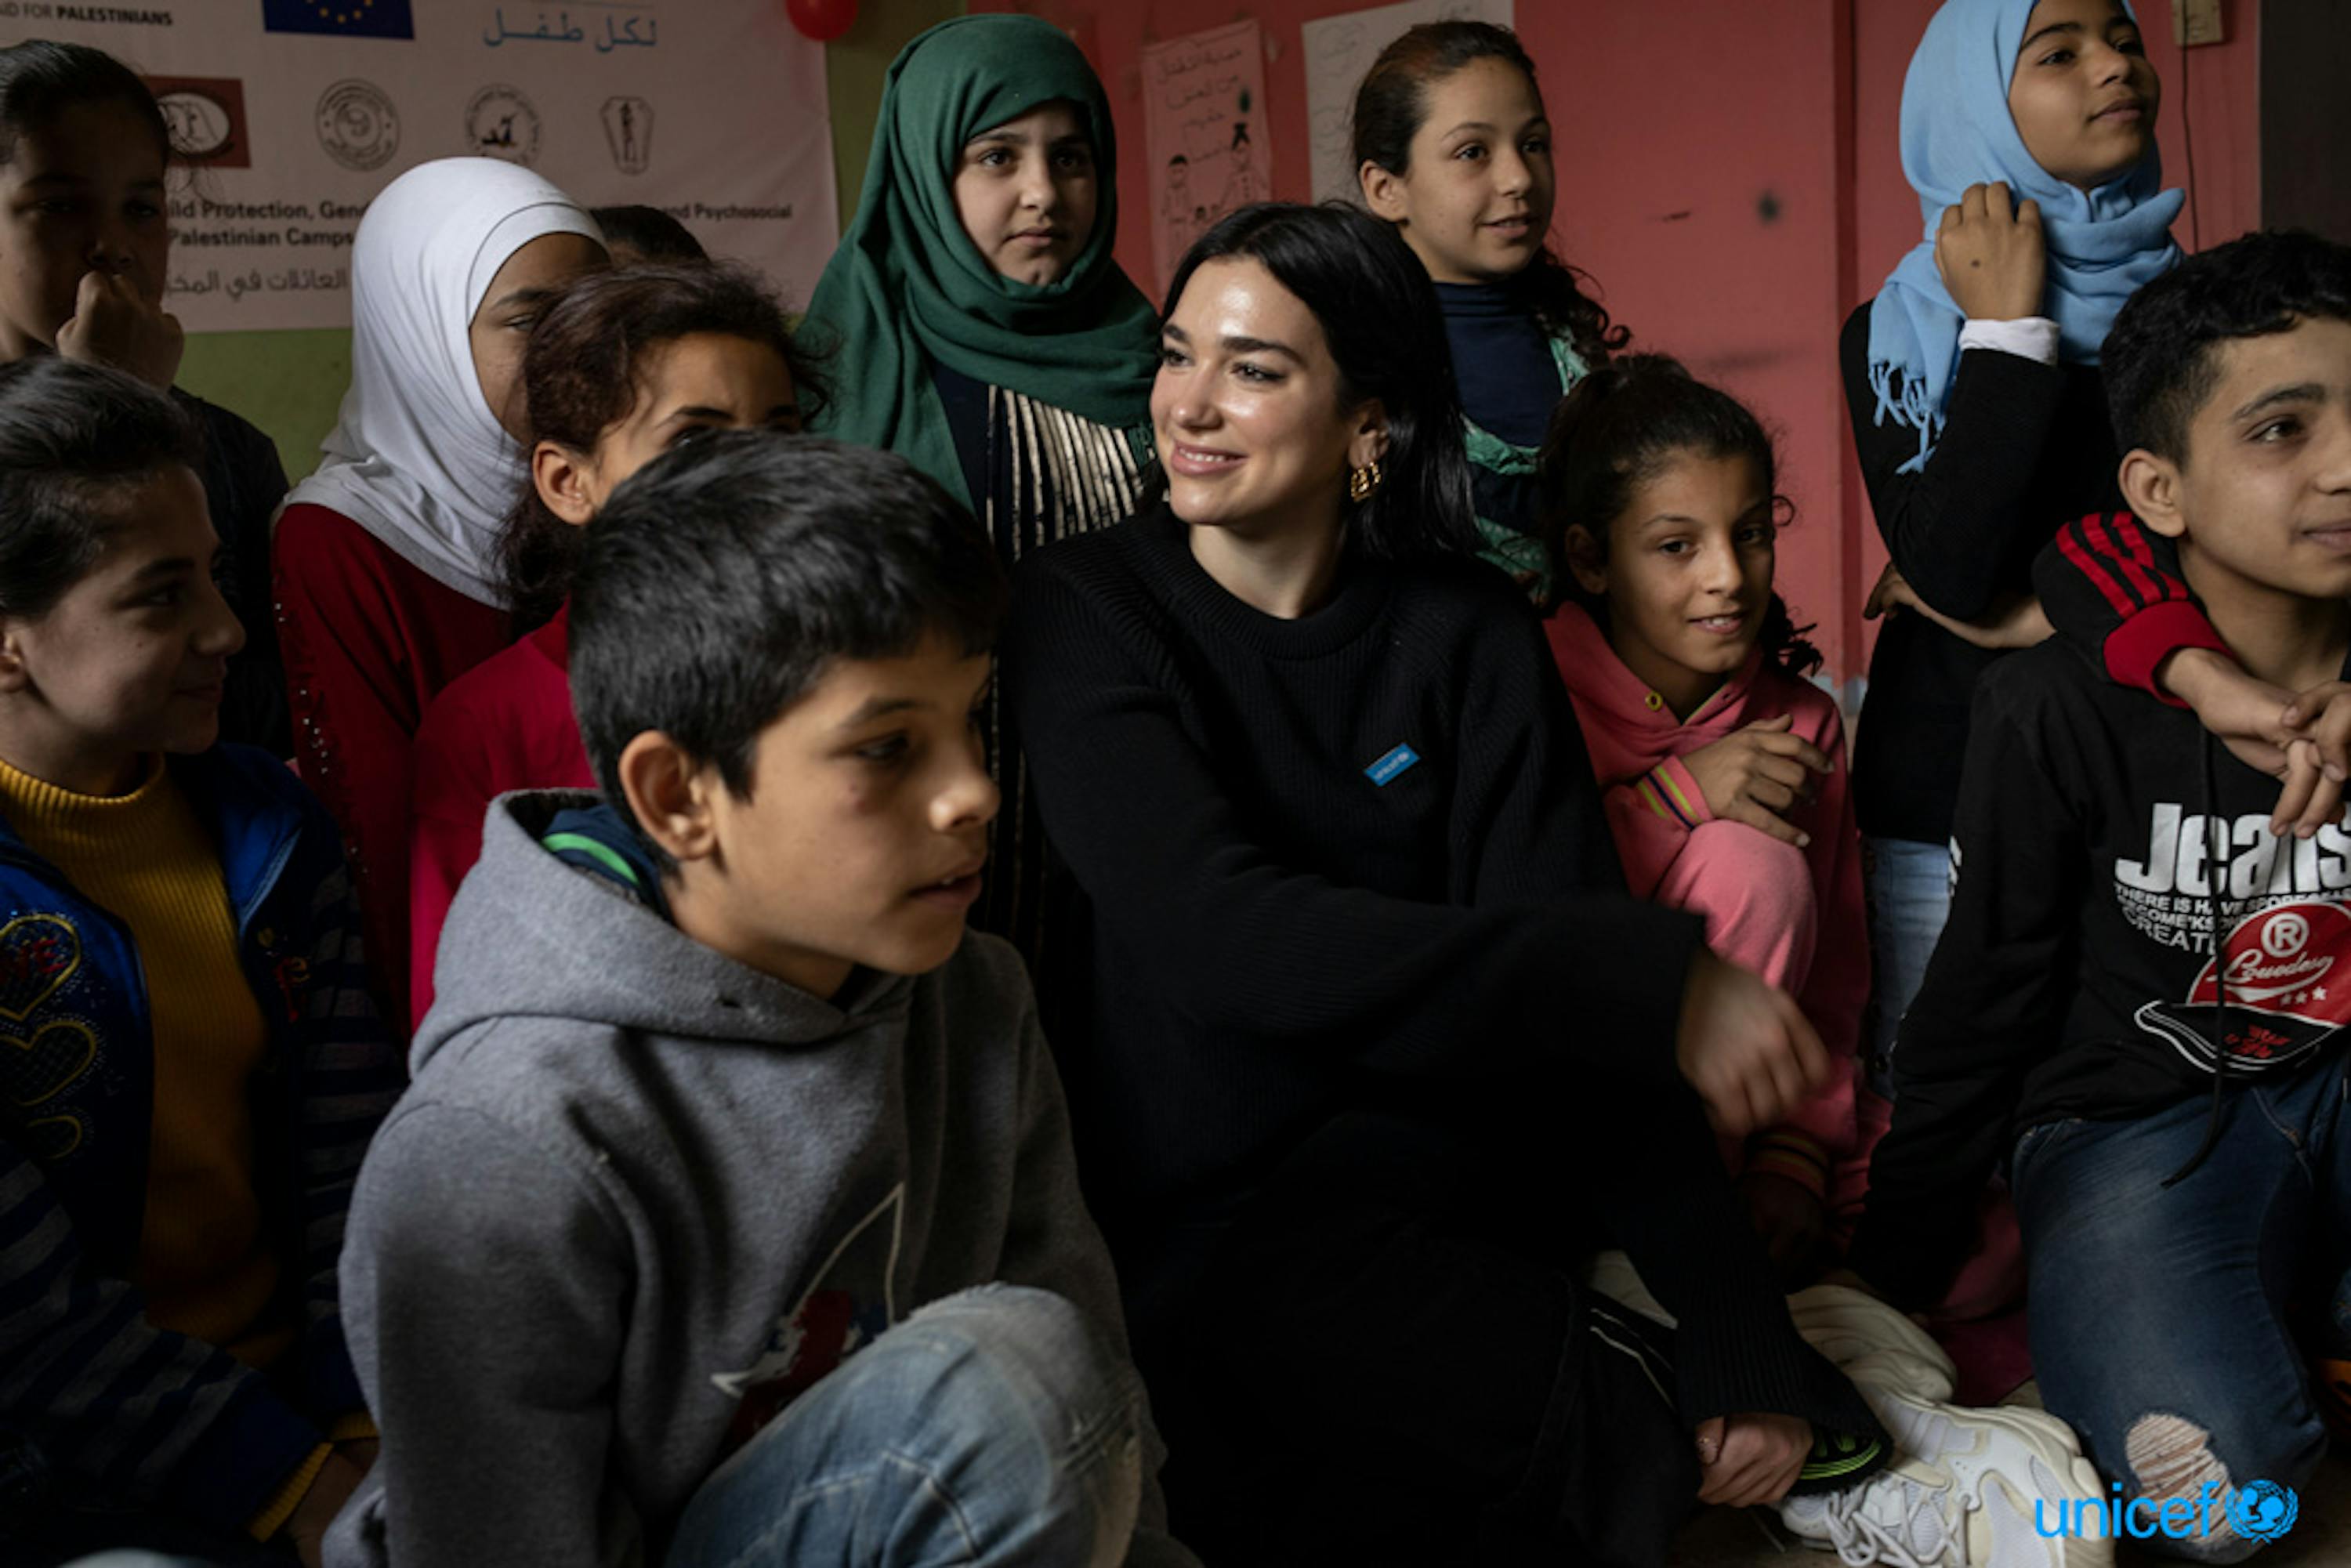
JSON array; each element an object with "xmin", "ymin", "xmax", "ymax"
[
  {"xmin": 11, "ymin": 0, "xmax": 837, "ymax": 331},
  {"xmin": 1301, "ymin": 0, "xmax": 1512, "ymax": 207},
  {"xmin": 1139, "ymin": 19, "xmax": 1270, "ymax": 294}
]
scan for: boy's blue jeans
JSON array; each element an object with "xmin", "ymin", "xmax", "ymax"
[
  {"xmin": 1864, "ymin": 836, "xmax": 1953, "ymax": 1095},
  {"xmin": 664, "ymin": 1284, "xmax": 1145, "ymax": 1568},
  {"xmin": 2010, "ymin": 1055, "xmax": 2348, "ymax": 1563},
  {"xmin": 56, "ymin": 1285, "xmax": 1144, "ymax": 1568}
]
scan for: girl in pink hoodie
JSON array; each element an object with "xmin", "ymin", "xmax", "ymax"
[{"xmin": 1537, "ymin": 356, "xmax": 1868, "ymax": 1288}]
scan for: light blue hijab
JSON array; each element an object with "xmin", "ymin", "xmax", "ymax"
[{"xmin": 1868, "ymin": 0, "xmax": 2183, "ymax": 471}]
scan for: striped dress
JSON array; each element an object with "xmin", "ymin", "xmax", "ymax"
[{"xmin": 934, "ymin": 363, "xmax": 1154, "ymax": 1009}]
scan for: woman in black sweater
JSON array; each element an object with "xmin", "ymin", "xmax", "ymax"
[{"xmin": 1004, "ymin": 202, "xmax": 1884, "ymax": 1565}]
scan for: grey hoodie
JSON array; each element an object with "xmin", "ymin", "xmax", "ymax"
[{"xmin": 327, "ymin": 793, "xmax": 1190, "ymax": 1568}]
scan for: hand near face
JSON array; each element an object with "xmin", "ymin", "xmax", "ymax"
[
  {"xmin": 55, "ymin": 255, "xmax": 183, "ymax": 390},
  {"xmin": 1934, "ymin": 182, "xmax": 2046, "ymax": 324}
]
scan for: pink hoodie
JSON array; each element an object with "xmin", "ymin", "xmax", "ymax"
[{"xmin": 1545, "ymin": 603, "xmax": 1867, "ymax": 1192}]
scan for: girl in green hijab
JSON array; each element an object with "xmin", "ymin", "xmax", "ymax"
[{"xmin": 805, "ymin": 13, "xmax": 1160, "ymax": 976}]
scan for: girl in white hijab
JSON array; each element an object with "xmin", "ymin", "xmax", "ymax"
[{"xmin": 275, "ymin": 157, "xmax": 603, "ymax": 1027}]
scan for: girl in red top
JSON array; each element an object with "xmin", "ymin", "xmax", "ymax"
[
  {"xmin": 1541, "ymin": 357, "xmax": 2028, "ymax": 1398},
  {"xmin": 275, "ymin": 158, "xmax": 604, "ymax": 1028},
  {"xmin": 1538, "ymin": 357, "xmax": 1864, "ymax": 1287},
  {"xmin": 406, "ymin": 263, "xmax": 816, "ymax": 1021}
]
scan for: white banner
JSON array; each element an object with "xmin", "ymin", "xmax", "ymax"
[
  {"xmin": 1139, "ymin": 20, "xmax": 1270, "ymax": 295},
  {"xmin": 7, "ymin": 0, "xmax": 836, "ymax": 330}
]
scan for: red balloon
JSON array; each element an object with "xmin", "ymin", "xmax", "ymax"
[{"xmin": 785, "ymin": 0, "xmax": 857, "ymax": 43}]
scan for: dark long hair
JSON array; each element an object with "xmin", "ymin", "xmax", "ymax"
[
  {"xmin": 0, "ymin": 358, "xmax": 198, "ymax": 618},
  {"xmin": 1538, "ymin": 354, "xmax": 1820, "ymax": 678},
  {"xmin": 499, "ymin": 262, "xmax": 826, "ymax": 629},
  {"xmin": 1351, "ymin": 21, "xmax": 1628, "ymax": 367},
  {"xmin": 0, "ymin": 40, "xmax": 169, "ymax": 166},
  {"xmin": 1160, "ymin": 202, "xmax": 1476, "ymax": 562}
]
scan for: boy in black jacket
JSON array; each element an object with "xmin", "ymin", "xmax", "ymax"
[{"xmin": 1849, "ymin": 230, "xmax": 2351, "ymax": 1561}]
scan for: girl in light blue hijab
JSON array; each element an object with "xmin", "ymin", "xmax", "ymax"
[
  {"xmin": 1867, "ymin": 0, "xmax": 2182, "ymax": 472},
  {"xmin": 1846, "ymin": 0, "xmax": 2179, "ymax": 1191}
]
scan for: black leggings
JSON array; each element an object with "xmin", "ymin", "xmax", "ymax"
[{"xmin": 1146, "ymin": 1106, "xmax": 1703, "ymax": 1567}]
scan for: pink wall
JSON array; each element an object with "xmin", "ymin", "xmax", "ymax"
[{"xmin": 976, "ymin": 0, "xmax": 2262, "ymax": 689}]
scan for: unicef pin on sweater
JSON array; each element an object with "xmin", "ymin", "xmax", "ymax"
[{"xmin": 1849, "ymin": 638, "xmax": 2351, "ymax": 1308}]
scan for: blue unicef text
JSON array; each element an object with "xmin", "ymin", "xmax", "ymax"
[{"xmin": 2035, "ymin": 1479, "xmax": 2297, "ymax": 1544}]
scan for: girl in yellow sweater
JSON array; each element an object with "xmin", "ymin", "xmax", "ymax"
[{"xmin": 0, "ymin": 359, "xmax": 399, "ymax": 1566}]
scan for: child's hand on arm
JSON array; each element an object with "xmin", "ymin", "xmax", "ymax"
[
  {"xmin": 1675, "ymin": 948, "xmax": 1831, "ymax": 1136},
  {"xmin": 1865, "ymin": 562, "xmax": 2053, "ymax": 650},
  {"xmin": 2161, "ymin": 651, "xmax": 2351, "ymax": 836},
  {"xmin": 1933, "ymin": 181, "xmax": 2046, "ymax": 323},
  {"xmin": 1681, "ymin": 715, "xmax": 1832, "ymax": 849},
  {"xmin": 2279, "ymin": 682, "xmax": 2351, "ymax": 830},
  {"xmin": 1694, "ymin": 1414, "xmax": 1813, "ymax": 1507},
  {"xmin": 54, "ymin": 256, "xmax": 185, "ymax": 390}
]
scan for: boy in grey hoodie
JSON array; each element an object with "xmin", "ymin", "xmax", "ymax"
[{"xmin": 328, "ymin": 435, "xmax": 1193, "ymax": 1568}]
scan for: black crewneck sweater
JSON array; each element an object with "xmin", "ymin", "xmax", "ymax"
[{"xmin": 1003, "ymin": 505, "xmax": 1886, "ymax": 1436}]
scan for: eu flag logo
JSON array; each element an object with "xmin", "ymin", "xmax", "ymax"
[{"xmin": 262, "ymin": 0, "xmax": 414, "ymax": 38}]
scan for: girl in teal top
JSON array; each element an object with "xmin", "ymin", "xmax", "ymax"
[{"xmin": 1356, "ymin": 20, "xmax": 1627, "ymax": 599}]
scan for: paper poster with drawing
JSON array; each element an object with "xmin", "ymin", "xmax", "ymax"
[
  {"xmin": 1141, "ymin": 20, "xmax": 1271, "ymax": 292},
  {"xmin": 1302, "ymin": 0, "xmax": 1514, "ymax": 207}
]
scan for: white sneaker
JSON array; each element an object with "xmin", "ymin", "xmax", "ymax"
[
  {"xmin": 1788, "ymin": 1284, "xmax": 1958, "ymax": 1405},
  {"xmin": 1780, "ymin": 1387, "xmax": 2111, "ymax": 1567}
]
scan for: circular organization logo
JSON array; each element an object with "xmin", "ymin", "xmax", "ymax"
[
  {"xmin": 156, "ymin": 89, "xmax": 236, "ymax": 164},
  {"xmin": 2229, "ymin": 1480, "xmax": 2299, "ymax": 1544},
  {"xmin": 2262, "ymin": 911, "xmax": 2311, "ymax": 960},
  {"xmin": 465, "ymin": 85, "xmax": 541, "ymax": 167},
  {"xmin": 316, "ymin": 79, "xmax": 399, "ymax": 172}
]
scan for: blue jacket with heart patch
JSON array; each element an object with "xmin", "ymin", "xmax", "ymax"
[{"xmin": 0, "ymin": 744, "xmax": 402, "ymax": 1535}]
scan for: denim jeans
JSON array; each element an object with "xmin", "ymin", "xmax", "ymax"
[
  {"xmin": 1863, "ymin": 835, "xmax": 1953, "ymax": 1095},
  {"xmin": 2010, "ymin": 1059, "xmax": 2349, "ymax": 1563},
  {"xmin": 664, "ymin": 1284, "xmax": 1145, "ymax": 1568}
]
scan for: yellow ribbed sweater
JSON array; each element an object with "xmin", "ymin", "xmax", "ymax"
[{"xmin": 0, "ymin": 753, "xmax": 288, "ymax": 1369}]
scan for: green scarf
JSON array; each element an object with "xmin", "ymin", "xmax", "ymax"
[{"xmin": 804, "ymin": 14, "xmax": 1160, "ymax": 501}]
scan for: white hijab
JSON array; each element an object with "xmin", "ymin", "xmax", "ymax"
[{"xmin": 290, "ymin": 158, "xmax": 603, "ymax": 607}]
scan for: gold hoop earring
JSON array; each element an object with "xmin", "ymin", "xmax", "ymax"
[{"xmin": 1347, "ymin": 459, "xmax": 1384, "ymax": 502}]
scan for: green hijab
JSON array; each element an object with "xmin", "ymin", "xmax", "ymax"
[{"xmin": 804, "ymin": 14, "xmax": 1160, "ymax": 501}]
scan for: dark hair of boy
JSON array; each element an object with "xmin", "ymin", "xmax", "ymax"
[
  {"xmin": 0, "ymin": 38, "xmax": 169, "ymax": 164},
  {"xmin": 0, "ymin": 355, "xmax": 198, "ymax": 616},
  {"xmin": 587, "ymin": 204, "xmax": 707, "ymax": 267},
  {"xmin": 1350, "ymin": 21, "xmax": 1625, "ymax": 368},
  {"xmin": 1160, "ymin": 201, "xmax": 1476, "ymax": 563},
  {"xmin": 2103, "ymin": 228, "xmax": 2351, "ymax": 464},
  {"xmin": 570, "ymin": 431, "xmax": 1005, "ymax": 862},
  {"xmin": 1537, "ymin": 352, "xmax": 1822, "ymax": 676},
  {"xmin": 498, "ymin": 261, "xmax": 825, "ymax": 629}
]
